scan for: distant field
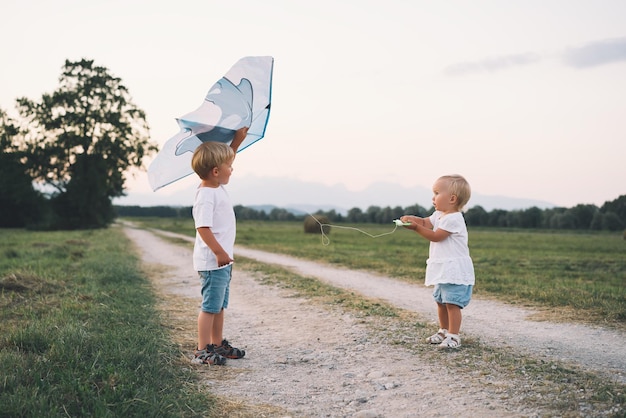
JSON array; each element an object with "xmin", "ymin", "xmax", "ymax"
[{"xmin": 128, "ymin": 217, "xmax": 626, "ymax": 325}]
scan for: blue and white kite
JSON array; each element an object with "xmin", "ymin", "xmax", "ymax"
[{"xmin": 148, "ymin": 56, "xmax": 274, "ymax": 191}]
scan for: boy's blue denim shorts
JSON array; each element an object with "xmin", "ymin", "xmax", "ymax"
[
  {"xmin": 198, "ymin": 265, "xmax": 232, "ymax": 314},
  {"xmin": 432, "ymin": 283, "xmax": 473, "ymax": 309}
]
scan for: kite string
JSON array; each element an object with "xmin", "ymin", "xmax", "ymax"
[{"xmin": 305, "ymin": 212, "xmax": 400, "ymax": 246}]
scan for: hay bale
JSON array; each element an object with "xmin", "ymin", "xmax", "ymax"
[{"xmin": 304, "ymin": 215, "xmax": 331, "ymax": 235}]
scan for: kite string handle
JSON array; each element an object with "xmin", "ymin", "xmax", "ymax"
[{"xmin": 305, "ymin": 213, "xmax": 400, "ymax": 246}]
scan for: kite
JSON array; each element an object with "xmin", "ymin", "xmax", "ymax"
[{"xmin": 148, "ymin": 56, "xmax": 274, "ymax": 191}]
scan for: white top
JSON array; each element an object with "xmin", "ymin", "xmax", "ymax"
[
  {"xmin": 424, "ymin": 211, "xmax": 475, "ymax": 286},
  {"xmin": 192, "ymin": 186, "xmax": 236, "ymax": 271}
]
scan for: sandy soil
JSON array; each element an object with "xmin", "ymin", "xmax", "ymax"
[{"xmin": 122, "ymin": 225, "xmax": 625, "ymax": 418}]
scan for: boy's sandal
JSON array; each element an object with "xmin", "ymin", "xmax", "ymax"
[
  {"xmin": 438, "ymin": 334, "xmax": 461, "ymax": 349},
  {"xmin": 192, "ymin": 347, "xmax": 227, "ymax": 365},
  {"xmin": 426, "ymin": 329, "xmax": 448, "ymax": 344},
  {"xmin": 216, "ymin": 339, "xmax": 246, "ymax": 359}
]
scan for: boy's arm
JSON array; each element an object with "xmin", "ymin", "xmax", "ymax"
[
  {"xmin": 197, "ymin": 227, "xmax": 233, "ymax": 267},
  {"xmin": 230, "ymin": 127, "xmax": 249, "ymax": 154}
]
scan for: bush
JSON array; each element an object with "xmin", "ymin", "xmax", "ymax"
[{"xmin": 304, "ymin": 215, "xmax": 331, "ymax": 235}]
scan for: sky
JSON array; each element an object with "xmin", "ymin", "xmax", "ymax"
[{"xmin": 2, "ymin": 0, "xmax": 626, "ymax": 209}]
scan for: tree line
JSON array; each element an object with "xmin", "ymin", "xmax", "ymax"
[{"xmin": 114, "ymin": 195, "xmax": 626, "ymax": 232}]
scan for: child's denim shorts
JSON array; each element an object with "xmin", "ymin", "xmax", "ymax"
[
  {"xmin": 198, "ymin": 265, "xmax": 232, "ymax": 313},
  {"xmin": 432, "ymin": 283, "xmax": 473, "ymax": 308}
]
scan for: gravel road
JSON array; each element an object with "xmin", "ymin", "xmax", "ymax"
[{"xmin": 122, "ymin": 225, "xmax": 625, "ymax": 417}]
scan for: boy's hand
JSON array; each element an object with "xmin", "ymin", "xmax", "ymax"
[
  {"xmin": 215, "ymin": 251, "xmax": 234, "ymax": 267},
  {"xmin": 230, "ymin": 126, "xmax": 249, "ymax": 153},
  {"xmin": 234, "ymin": 126, "xmax": 249, "ymax": 139}
]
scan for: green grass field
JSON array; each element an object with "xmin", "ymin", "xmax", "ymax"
[
  {"xmin": 133, "ymin": 217, "xmax": 626, "ymax": 325},
  {"xmin": 0, "ymin": 227, "xmax": 216, "ymax": 417},
  {"xmin": 1, "ymin": 220, "xmax": 625, "ymax": 416}
]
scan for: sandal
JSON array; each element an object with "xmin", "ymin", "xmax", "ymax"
[
  {"xmin": 438, "ymin": 334, "xmax": 461, "ymax": 349},
  {"xmin": 192, "ymin": 344, "xmax": 227, "ymax": 365},
  {"xmin": 215, "ymin": 339, "xmax": 246, "ymax": 359},
  {"xmin": 426, "ymin": 329, "xmax": 448, "ymax": 344}
]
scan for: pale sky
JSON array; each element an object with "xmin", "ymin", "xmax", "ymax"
[{"xmin": 2, "ymin": 0, "xmax": 625, "ymax": 208}]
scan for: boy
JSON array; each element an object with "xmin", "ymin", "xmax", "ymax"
[{"xmin": 190, "ymin": 127, "xmax": 248, "ymax": 365}]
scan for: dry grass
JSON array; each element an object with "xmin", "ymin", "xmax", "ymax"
[{"xmin": 0, "ymin": 271, "xmax": 51, "ymax": 293}]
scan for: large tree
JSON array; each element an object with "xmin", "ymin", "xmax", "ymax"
[
  {"xmin": 0, "ymin": 109, "xmax": 44, "ymax": 227},
  {"xmin": 15, "ymin": 59, "xmax": 157, "ymax": 228}
]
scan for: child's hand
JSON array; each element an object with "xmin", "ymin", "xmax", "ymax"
[
  {"xmin": 400, "ymin": 215, "xmax": 423, "ymax": 230},
  {"xmin": 234, "ymin": 126, "xmax": 249, "ymax": 140},
  {"xmin": 230, "ymin": 126, "xmax": 249, "ymax": 153},
  {"xmin": 216, "ymin": 251, "xmax": 234, "ymax": 267}
]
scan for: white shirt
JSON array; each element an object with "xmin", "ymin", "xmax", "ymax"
[
  {"xmin": 192, "ymin": 186, "xmax": 236, "ymax": 271},
  {"xmin": 424, "ymin": 211, "xmax": 475, "ymax": 286}
]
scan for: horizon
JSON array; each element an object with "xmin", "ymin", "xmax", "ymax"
[{"xmin": 113, "ymin": 174, "xmax": 610, "ymax": 213}]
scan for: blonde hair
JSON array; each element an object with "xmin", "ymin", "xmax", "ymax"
[
  {"xmin": 439, "ymin": 174, "xmax": 471, "ymax": 211},
  {"xmin": 191, "ymin": 142, "xmax": 235, "ymax": 180}
]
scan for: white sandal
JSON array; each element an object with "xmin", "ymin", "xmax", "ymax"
[
  {"xmin": 438, "ymin": 334, "xmax": 461, "ymax": 349},
  {"xmin": 426, "ymin": 328, "xmax": 448, "ymax": 344}
]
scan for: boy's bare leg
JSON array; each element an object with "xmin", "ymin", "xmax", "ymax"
[
  {"xmin": 211, "ymin": 309, "xmax": 225, "ymax": 345},
  {"xmin": 198, "ymin": 311, "xmax": 215, "ymax": 350}
]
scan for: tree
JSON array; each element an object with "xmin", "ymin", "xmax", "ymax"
[
  {"xmin": 465, "ymin": 205, "xmax": 488, "ymax": 226},
  {"xmin": 403, "ymin": 204, "xmax": 430, "ymax": 218},
  {"xmin": 566, "ymin": 204, "xmax": 598, "ymax": 230},
  {"xmin": 519, "ymin": 206, "xmax": 543, "ymax": 229},
  {"xmin": 0, "ymin": 109, "xmax": 45, "ymax": 227},
  {"xmin": 602, "ymin": 212, "xmax": 624, "ymax": 231},
  {"xmin": 601, "ymin": 195, "xmax": 626, "ymax": 227},
  {"xmin": 365, "ymin": 206, "xmax": 382, "ymax": 223},
  {"xmin": 346, "ymin": 207, "xmax": 365, "ymax": 223},
  {"xmin": 15, "ymin": 59, "xmax": 157, "ymax": 228}
]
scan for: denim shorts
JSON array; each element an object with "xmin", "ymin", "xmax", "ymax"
[
  {"xmin": 432, "ymin": 283, "xmax": 473, "ymax": 308},
  {"xmin": 198, "ymin": 265, "xmax": 232, "ymax": 313}
]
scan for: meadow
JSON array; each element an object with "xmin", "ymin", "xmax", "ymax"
[
  {"xmin": 1, "ymin": 220, "xmax": 624, "ymax": 416},
  {"xmin": 0, "ymin": 228, "xmax": 217, "ymax": 417},
  {"xmin": 133, "ymin": 217, "xmax": 626, "ymax": 326}
]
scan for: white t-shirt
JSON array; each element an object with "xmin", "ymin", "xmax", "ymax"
[
  {"xmin": 424, "ymin": 211, "xmax": 475, "ymax": 286},
  {"xmin": 192, "ymin": 186, "xmax": 236, "ymax": 271}
]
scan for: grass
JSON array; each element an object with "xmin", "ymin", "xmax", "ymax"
[
  {"xmin": 0, "ymin": 227, "xmax": 216, "ymax": 418},
  {"xmin": 130, "ymin": 217, "xmax": 626, "ymax": 327},
  {"xmin": 3, "ymin": 219, "xmax": 625, "ymax": 416}
]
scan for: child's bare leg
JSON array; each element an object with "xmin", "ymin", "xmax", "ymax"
[
  {"xmin": 211, "ymin": 309, "xmax": 225, "ymax": 345},
  {"xmin": 436, "ymin": 302, "xmax": 449, "ymax": 330},
  {"xmin": 198, "ymin": 311, "xmax": 215, "ymax": 349},
  {"xmin": 446, "ymin": 304, "xmax": 462, "ymax": 335}
]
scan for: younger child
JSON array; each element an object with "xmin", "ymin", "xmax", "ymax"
[
  {"xmin": 400, "ymin": 174, "xmax": 475, "ymax": 349},
  {"xmin": 190, "ymin": 127, "xmax": 248, "ymax": 365}
]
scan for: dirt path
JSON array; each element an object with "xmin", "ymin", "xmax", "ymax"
[{"xmin": 122, "ymin": 225, "xmax": 626, "ymax": 417}]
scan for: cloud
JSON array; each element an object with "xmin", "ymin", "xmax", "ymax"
[
  {"xmin": 562, "ymin": 36, "xmax": 626, "ymax": 68},
  {"xmin": 444, "ymin": 37, "xmax": 626, "ymax": 77},
  {"xmin": 444, "ymin": 52, "xmax": 542, "ymax": 76}
]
